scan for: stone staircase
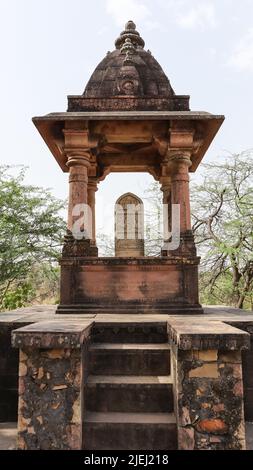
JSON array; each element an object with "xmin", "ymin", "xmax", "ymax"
[{"xmin": 83, "ymin": 322, "xmax": 177, "ymax": 450}]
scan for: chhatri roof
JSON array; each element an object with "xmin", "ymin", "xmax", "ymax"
[
  {"xmin": 32, "ymin": 21, "xmax": 225, "ymax": 174},
  {"xmin": 67, "ymin": 21, "xmax": 190, "ymax": 112}
]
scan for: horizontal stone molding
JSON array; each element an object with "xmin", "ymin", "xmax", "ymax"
[
  {"xmin": 168, "ymin": 319, "xmax": 250, "ymax": 351},
  {"xmin": 67, "ymin": 95, "xmax": 190, "ymax": 113},
  {"xmin": 59, "ymin": 256, "xmax": 201, "ymax": 266},
  {"xmin": 12, "ymin": 320, "xmax": 94, "ymax": 349}
]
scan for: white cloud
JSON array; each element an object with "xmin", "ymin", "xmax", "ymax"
[
  {"xmin": 106, "ymin": 0, "xmax": 151, "ymax": 27},
  {"xmin": 106, "ymin": 1, "xmax": 218, "ymax": 33},
  {"xmin": 97, "ymin": 26, "xmax": 109, "ymax": 36},
  {"xmin": 209, "ymin": 47, "xmax": 217, "ymax": 58},
  {"xmin": 176, "ymin": 3, "xmax": 217, "ymax": 30},
  {"xmin": 228, "ymin": 29, "xmax": 253, "ymax": 71},
  {"xmin": 156, "ymin": 0, "xmax": 217, "ymax": 31}
]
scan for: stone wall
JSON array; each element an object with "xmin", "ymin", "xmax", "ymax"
[
  {"xmin": 58, "ymin": 257, "xmax": 202, "ymax": 314},
  {"xmin": 0, "ymin": 322, "xmax": 30, "ymax": 422},
  {"xmin": 228, "ymin": 322, "xmax": 253, "ymax": 421},
  {"xmin": 169, "ymin": 319, "xmax": 250, "ymax": 450},
  {"xmin": 17, "ymin": 347, "xmax": 83, "ymax": 450},
  {"xmin": 173, "ymin": 347, "xmax": 246, "ymax": 450},
  {"xmin": 12, "ymin": 319, "xmax": 93, "ymax": 450},
  {"xmin": 242, "ymin": 343, "xmax": 253, "ymax": 421}
]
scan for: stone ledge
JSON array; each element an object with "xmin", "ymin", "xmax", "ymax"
[
  {"xmin": 33, "ymin": 111, "xmax": 225, "ymax": 121},
  {"xmin": 59, "ymin": 256, "xmax": 201, "ymax": 266},
  {"xmin": 168, "ymin": 320, "xmax": 250, "ymax": 351},
  {"xmin": 11, "ymin": 320, "xmax": 94, "ymax": 349}
]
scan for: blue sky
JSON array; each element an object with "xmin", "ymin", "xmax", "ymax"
[{"xmin": 1, "ymin": 0, "xmax": 253, "ymax": 238}]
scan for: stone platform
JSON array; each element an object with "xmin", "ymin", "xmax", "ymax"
[
  {"xmin": 1, "ymin": 305, "xmax": 253, "ymax": 450},
  {"xmin": 58, "ymin": 257, "xmax": 202, "ymax": 315}
]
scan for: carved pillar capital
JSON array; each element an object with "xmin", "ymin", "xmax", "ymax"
[
  {"xmin": 66, "ymin": 150, "xmax": 91, "ymax": 169},
  {"xmin": 167, "ymin": 150, "xmax": 192, "ymax": 170}
]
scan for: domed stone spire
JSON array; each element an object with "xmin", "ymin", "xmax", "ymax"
[
  {"xmin": 115, "ymin": 20, "xmax": 145, "ymax": 49},
  {"xmin": 67, "ymin": 21, "xmax": 190, "ymax": 112}
]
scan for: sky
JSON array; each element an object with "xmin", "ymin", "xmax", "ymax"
[{"xmin": 1, "ymin": 0, "xmax": 253, "ymax": 239}]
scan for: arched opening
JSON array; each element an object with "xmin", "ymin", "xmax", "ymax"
[
  {"xmin": 95, "ymin": 172, "xmax": 162, "ymax": 257},
  {"xmin": 115, "ymin": 192, "xmax": 144, "ymax": 257}
]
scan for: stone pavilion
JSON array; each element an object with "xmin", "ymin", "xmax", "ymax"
[{"xmin": 0, "ymin": 21, "xmax": 252, "ymax": 451}]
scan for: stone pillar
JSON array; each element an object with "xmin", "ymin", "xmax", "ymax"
[
  {"xmin": 12, "ymin": 320, "xmax": 93, "ymax": 450},
  {"xmin": 66, "ymin": 151, "xmax": 90, "ymax": 234},
  {"xmin": 160, "ymin": 176, "xmax": 172, "ymax": 235},
  {"xmin": 169, "ymin": 319, "xmax": 250, "ymax": 450},
  {"xmin": 170, "ymin": 151, "xmax": 192, "ymax": 233},
  {"xmin": 160, "ymin": 176, "xmax": 172, "ymax": 256},
  {"xmin": 60, "ymin": 149, "xmax": 98, "ymax": 261},
  {"xmin": 164, "ymin": 151, "xmax": 196, "ymax": 257},
  {"xmin": 88, "ymin": 179, "xmax": 98, "ymax": 243}
]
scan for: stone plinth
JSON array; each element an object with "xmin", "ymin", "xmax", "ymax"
[
  {"xmin": 169, "ymin": 320, "xmax": 250, "ymax": 450},
  {"xmin": 58, "ymin": 257, "xmax": 202, "ymax": 314},
  {"xmin": 12, "ymin": 320, "xmax": 93, "ymax": 450}
]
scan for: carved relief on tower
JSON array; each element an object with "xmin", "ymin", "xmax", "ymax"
[{"xmin": 115, "ymin": 193, "xmax": 144, "ymax": 257}]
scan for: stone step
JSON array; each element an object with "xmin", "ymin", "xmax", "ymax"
[
  {"xmin": 92, "ymin": 322, "xmax": 168, "ymax": 344},
  {"xmin": 86, "ymin": 375, "xmax": 174, "ymax": 413},
  {"xmin": 89, "ymin": 343, "xmax": 171, "ymax": 376},
  {"xmin": 83, "ymin": 412, "xmax": 177, "ymax": 450}
]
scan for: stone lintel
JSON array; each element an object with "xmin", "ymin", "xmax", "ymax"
[
  {"xmin": 12, "ymin": 320, "xmax": 94, "ymax": 349},
  {"xmin": 168, "ymin": 320, "xmax": 250, "ymax": 351}
]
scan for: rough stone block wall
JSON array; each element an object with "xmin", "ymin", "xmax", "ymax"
[
  {"xmin": 17, "ymin": 347, "xmax": 83, "ymax": 450},
  {"xmin": 0, "ymin": 323, "xmax": 28, "ymax": 422},
  {"xmin": 242, "ymin": 339, "xmax": 253, "ymax": 421},
  {"xmin": 226, "ymin": 321, "xmax": 253, "ymax": 422},
  {"xmin": 172, "ymin": 346, "xmax": 246, "ymax": 450}
]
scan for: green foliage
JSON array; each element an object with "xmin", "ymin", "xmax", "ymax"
[
  {"xmin": 2, "ymin": 283, "xmax": 34, "ymax": 310},
  {"xmin": 0, "ymin": 165, "xmax": 65, "ymax": 310},
  {"xmin": 143, "ymin": 182, "xmax": 163, "ymax": 256},
  {"xmin": 116, "ymin": 150, "xmax": 253, "ymax": 309}
]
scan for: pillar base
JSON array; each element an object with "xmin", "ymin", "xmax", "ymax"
[
  {"xmin": 161, "ymin": 230, "xmax": 197, "ymax": 257},
  {"xmin": 62, "ymin": 231, "xmax": 98, "ymax": 257}
]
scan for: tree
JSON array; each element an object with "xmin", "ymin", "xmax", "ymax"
[
  {"xmin": 95, "ymin": 151, "xmax": 253, "ymax": 310},
  {"xmin": 143, "ymin": 182, "xmax": 163, "ymax": 256},
  {"xmin": 0, "ymin": 165, "xmax": 65, "ymax": 310},
  {"xmin": 191, "ymin": 150, "xmax": 253, "ymax": 309}
]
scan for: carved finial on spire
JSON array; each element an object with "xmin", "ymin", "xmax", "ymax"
[
  {"xmin": 121, "ymin": 38, "xmax": 136, "ymax": 65},
  {"xmin": 115, "ymin": 20, "xmax": 145, "ymax": 50},
  {"xmin": 121, "ymin": 38, "xmax": 135, "ymax": 54},
  {"xmin": 125, "ymin": 20, "xmax": 136, "ymax": 31}
]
